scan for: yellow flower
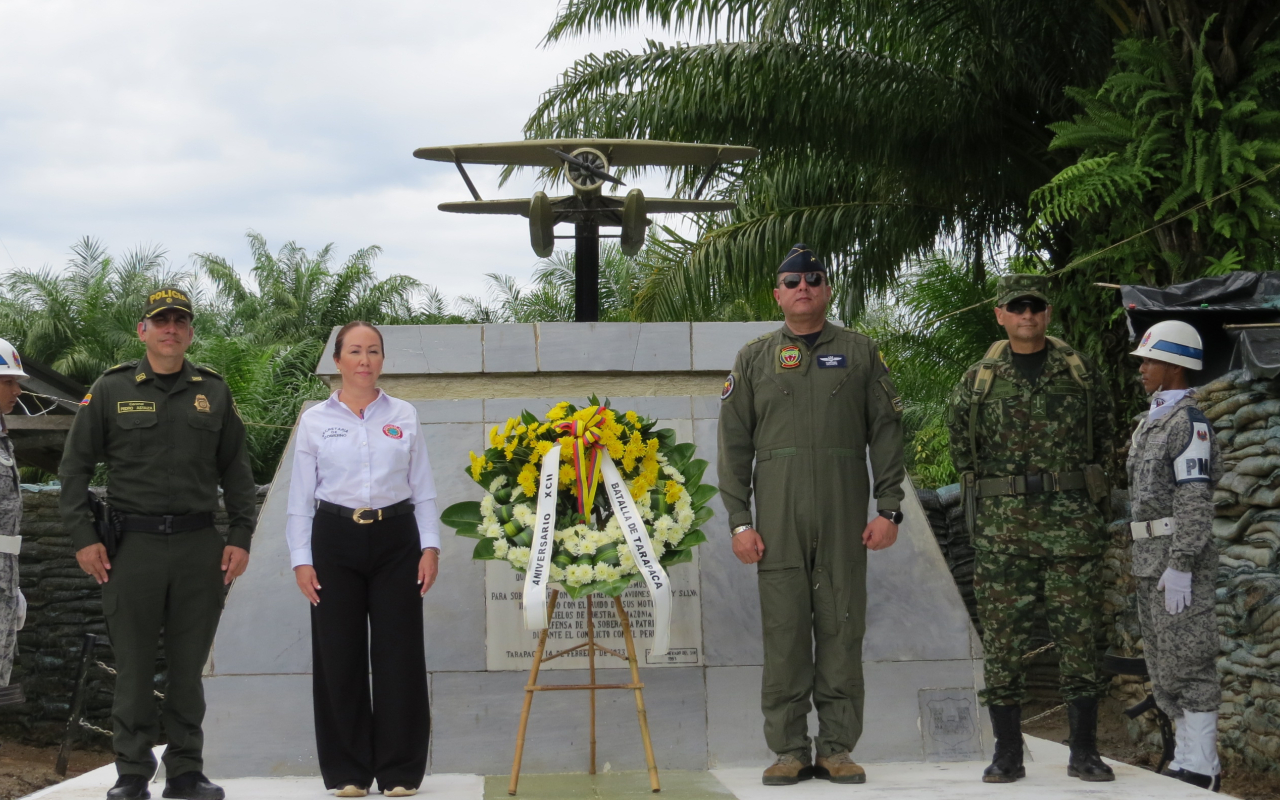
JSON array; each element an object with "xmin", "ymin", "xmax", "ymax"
[
  {"xmin": 606, "ymin": 437, "xmax": 624, "ymax": 459},
  {"xmin": 503, "ymin": 418, "xmax": 516, "ymax": 436},
  {"xmin": 536, "ymin": 440, "xmax": 553, "ymax": 457},
  {"xmin": 515, "ymin": 425, "xmax": 527, "ymax": 435},
  {"xmin": 625, "ymin": 410, "xmax": 638, "ymax": 425},
  {"xmin": 469, "ymin": 451, "xmax": 489, "ymax": 482},
  {"xmin": 664, "ymin": 480, "xmax": 682, "ymax": 504},
  {"xmin": 646, "ymin": 438, "xmax": 659, "ymax": 455},
  {"xmin": 546, "ymin": 402, "xmax": 569, "ymax": 422},
  {"xmin": 559, "ymin": 463, "xmax": 576, "ymax": 489},
  {"xmin": 489, "ymin": 425, "xmax": 504, "ymax": 448},
  {"xmin": 622, "ymin": 431, "xmax": 645, "ymax": 472},
  {"xmin": 630, "ymin": 475, "xmax": 650, "ymax": 500},
  {"xmin": 518, "ymin": 463, "xmax": 539, "ymax": 497},
  {"xmin": 504, "ymin": 440, "xmax": 518, "ymax": 461}
]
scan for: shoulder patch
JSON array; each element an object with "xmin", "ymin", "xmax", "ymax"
[
  {"xmin": 1174, "ymin": 409, "xmax": 1213, "ymax": 484},
  {"xmin": 104, "ymin": 361, "xmax": 135, "ymax": 375},
  {"xmin": 721, "ymin": 373, "xmax": 735, "ymax": 400}
]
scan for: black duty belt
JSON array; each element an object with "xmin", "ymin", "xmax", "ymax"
[
  {"xmin": 118, "ymin": 512, "xmax": 216, "ymax": 534},
  {"xmin": 317, "ymin": 499, "xmax": 414, "ymax": 525},
  {"xmin": 975, "ymin": 471, "xmax": 1087, "ymax": 498}
]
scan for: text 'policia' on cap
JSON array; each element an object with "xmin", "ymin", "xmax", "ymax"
[{"xmin": 143, "ymin": 287, "xmax": 194, "ymax": 319}]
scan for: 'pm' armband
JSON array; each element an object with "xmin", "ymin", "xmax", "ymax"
[{"xmin": 1174, "ymin": 417, "xmax": 1213, "ymax": 484}]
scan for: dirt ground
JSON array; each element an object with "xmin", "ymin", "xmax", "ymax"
[
  {"xmin": 1023, "ymin": 697, "xmax": 1280, "ymax": 800},
  {"xmin": 0, "ymin": 742, "xmax": 113, "ymax": 800}
]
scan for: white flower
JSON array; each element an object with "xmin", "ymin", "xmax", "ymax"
[
  {"xmin": 618, "ymin": 549, "xmax": 636, "ymax": 572},
  {"xmin": 564, "ymin": 535, "xmax": 585, "ymax": 556},
  {"xmin": 513, "ymin": 503, "xmax": 535, "ymax": 528},
  {"xmin": 675, "ymin": 507, "xmax": 695, "ymax": 530},
  {"xmin": 488, "ymin": 475, "xmax": 508, "ymax": 492},
  {"xmin": 492, "ymin": 539, "xmax": 510, "ymax": 559},
  {"xmin": 511, "ymin": 486, "xmax": 525, "ymax": 500},
  {"xmin": 661, "ymin": 465, "xmax": 685, "ymax": 483},
  {"xmin": 507, "ymin": 546, "xmax": 531, "ymax": 572},
  {"xmin": 566, "ymin": 564, "xmax": 594, "ymax": 587},
  {"xmin": 481, "ymin": 521, "xmax": 503, "ymax": 539},
  {"xmin": 480, "ymin": 494, "xmax": 496, "ymax": 522},
  {"xmin": 578, "ymin": 530, "xmax": 601, "ymax": 555},
  {"xmin": 549, "ymin": 565, "xmax": 566, "ymax": 582},
  {"xmin": 594, "ymin": 563, "xmax": 622, "ymax": 583}
]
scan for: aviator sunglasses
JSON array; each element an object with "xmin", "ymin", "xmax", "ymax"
[
  {"xmin": 780, "ymin": 271, "xmax": 826, "ymax": 289},
  {"xmin": 1004, "ymin": 297, "xmax": 1048, "ymax": 315}
]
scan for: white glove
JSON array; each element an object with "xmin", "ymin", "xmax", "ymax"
[
  {"xmin": 15, "ymin": 590, "xmax": 26, "ymax": 631},
  {"xmin": 1157, "ymin": 567, "xmax": 1192, "ymax": 615}
]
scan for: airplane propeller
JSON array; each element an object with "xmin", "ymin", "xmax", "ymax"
[{"xmin": 547, "ymin": 147, "xmax": 625, "ymax": 190}]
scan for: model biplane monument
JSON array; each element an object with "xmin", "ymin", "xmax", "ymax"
[{"xmin": 413, "ymin": 139, "xmax": 758, "ymax": 321}]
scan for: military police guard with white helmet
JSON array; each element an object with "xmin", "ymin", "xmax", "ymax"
[
  {"xmin": 0, "ymin": 338, "xmax": 29, "ymax": 688},
  {"xmin": 1127, "ymin": 320, "xmax": 1223, "ymax": 791}
]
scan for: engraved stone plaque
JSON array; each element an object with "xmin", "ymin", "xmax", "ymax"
[
  {"xmin": 484, "ymin": 551, "xmax": 704, "ymax": 671},
  {"xmin": 918, "ymin": 688, "xmax": 983, "ymax": 762}
]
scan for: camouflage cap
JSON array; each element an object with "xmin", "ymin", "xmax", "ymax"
[
  {"xmin": 996, "ymin": 274, "xmax": 1050, "ymax": 306},
  {"xmin": 143, "ymin": 287, "xmax": 194, "ymax": 319}
]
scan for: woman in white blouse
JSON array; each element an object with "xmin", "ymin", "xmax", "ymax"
[{"xmin": 287, "ymin": 321, "xmax": 439, "ymax": 798}]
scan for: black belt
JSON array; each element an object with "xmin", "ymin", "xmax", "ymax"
[
  {"xmin": 118, "ymin": 512, "xmax": 215, "ymax": 534},
  {"xmin": 317, "ymin": 499, "xmax": 414, "ymax": 525},
  {"xmin": 975, "ymin": 470, "xmax": 1087, "ymax": 498}
]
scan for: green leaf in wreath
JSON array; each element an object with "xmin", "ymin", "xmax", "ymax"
[
  {"xmin": 654, "ymin": 428, "xmax": 677, "ymax": 447},
  {"xmin": 520, "ymin": 409, "xmax": 539, "ymax": 426},
  {"xmin": 600, "ymin": 577, "xmax": 638, "ymax": 597},
  {"xmin": 694, "ymin": 505, "xmax": 715, "ymax": 527},
  {"xmin": 660, "ymin": 547, "xmax": 694, "ymax": 567},
  {"xmin": 689, "ymin": 484, "xmax": 719, "ymax": 508},
  {"xmin": 552, "ymin": 551, "xmax": 573, "ymax": 568},
  {"xmin": 492, "ymin": 487, "xmax": 513, "ymax": 504},
  {"xmin": 683, "ymin": 459, "xmax": 709, "ymax": 487},
  {"xmin": 472, "ymin": 538, "xmax": 498, "ymax": 560},
  {"xmin": 673, "ymin": 529, "xmax": 707, "ymax": 550},
  {"xmin": 667, "ymin": 442, "xmax": 696, "ymax": 467},
  {"xmin": 453, "ymin": 523, "xmax": 483, "ymax": 539},
  {"xmin": 511, "ymin": 528, "xmax": 533, "ymax": 548},
  {"xmin": 594, "ymin": 543, "xmax": 621, "ymax": 565},
  {"xmin": 440, "ymin": 501, "xmax": 482, "ymax": 530}
]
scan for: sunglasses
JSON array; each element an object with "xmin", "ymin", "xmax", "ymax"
[
  {"xmin": 780, "ymin": 272, "xmax": 826, "ymax": 289},
  {"xmin": 1004, "ymin": 298, "xmax": 1047, "ymax": 315}
]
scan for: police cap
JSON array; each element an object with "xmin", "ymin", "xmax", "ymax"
[
  {"xmin": 778, "ymin": 243, "xmax": 826, "ymax": 274},
  {"xmin": 143, "ymin": 287, "xmax": 194, "ymax": 320},
  {"xmin": 996, "ymin": 274, "xmax": 1050, "ymax": 306}
]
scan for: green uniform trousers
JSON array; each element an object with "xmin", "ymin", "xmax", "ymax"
[
  {"xmin": 102, "ymin": 528, "xmax": 226, "ymax": 778},
  {"xmin": 758, "ymin": 540, "xmax": 868, "ymax": 758},
  {"xmin": 973, "ymin": 549, "xmax": 1105, "ymax": 706}
]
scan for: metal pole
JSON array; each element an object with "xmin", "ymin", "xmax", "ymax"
[
  {"xmin": 574, "ymin": 221, "xmax": 600, "ymax": 323},
  {"xmin": 56, "ymin": 633, "xmax": 97, "ymax": 777}
]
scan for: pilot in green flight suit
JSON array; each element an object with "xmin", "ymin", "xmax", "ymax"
[{"xmin": 717, "ymin": 244, "xmax": 906, "ymax": 786}]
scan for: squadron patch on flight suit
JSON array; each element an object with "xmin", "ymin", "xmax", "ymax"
[
  {"xmin": 1174, "ymin": 411, "xmax": 1213, "ymax": 484},
  {"xmin": 779, "ymin": 345, "xmax": 802, "ymax": 369},
  {"xmin": 194, "ymin": 394, "xmax": 211, "ymax": 413},
  {"xmin": 721, "ymin": 373, "xmax": 735, "ymax": 400},
  {"xmin": 117, "ymin": 401, "xmax": 156, "ymax": 413}
]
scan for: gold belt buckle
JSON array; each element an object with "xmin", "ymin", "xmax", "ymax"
[{"xmin": 353, "ymin": 507, "xmax": 381, "ymax": 524}]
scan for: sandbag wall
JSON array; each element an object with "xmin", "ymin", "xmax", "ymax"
[
  {"xmin": 1197, "ymin": 370, "xmax": 1280, "ymax": 771},
  {"xmin": 0, "ymin": 486, "xmax": 266, "ymax": 746}
]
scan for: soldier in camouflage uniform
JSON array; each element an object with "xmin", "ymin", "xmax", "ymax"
[
  {"xmin": 1127, "ymin": 320, "xmax": 1222, "ymax": 792},
  {"xmin": 0, "ymin": 338, "xmax": 28, "ymax": 686},
  {"xmin": 947, "ymin": 275, "xmax": 1115, "ymax": 783}
]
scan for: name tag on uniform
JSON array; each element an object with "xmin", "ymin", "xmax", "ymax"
[
  {"xmin": 117, "ymin": 401, "xmax": 156, "ymax": 413},
  {"xmin": 817, "ymin": 354, "xmax": 847, "ymax": 368}
]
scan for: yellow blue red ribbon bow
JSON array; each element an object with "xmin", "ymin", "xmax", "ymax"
[{"xmin": 555, "ymin": 407, "xmax": 605, "ymax": 516}]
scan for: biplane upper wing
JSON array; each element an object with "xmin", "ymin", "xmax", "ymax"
[{"xmin": 414, "ymin": 139, "xmax": 758, "ymax": 167}]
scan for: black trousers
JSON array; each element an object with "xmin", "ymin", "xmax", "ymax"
[{"xmin": 310, "ymin": 512, "xmax": 429, "ymax": 791}]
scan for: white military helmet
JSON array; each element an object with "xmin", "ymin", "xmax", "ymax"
[
  {"xmin": 1130, "ymin": 320, "xmax": 1203, "ymax": 370},
  {"xmin": 0, "ymin": 338, "xmax": 28, "ymax": 379}
]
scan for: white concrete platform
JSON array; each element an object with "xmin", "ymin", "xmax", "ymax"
[{"xmin": 22, "ymin": 737, "xmax": 1213, "ymax": 799}]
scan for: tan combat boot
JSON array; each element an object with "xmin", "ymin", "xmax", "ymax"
[
  {"xmin": 815, "ymin": 751, "xmax": 867, "ymax": 784},
  {"xmin": 762, "ymin": 753, "xmax": 814, "ymax": 785}
]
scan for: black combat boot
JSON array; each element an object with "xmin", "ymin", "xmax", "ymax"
[
  {"xmin": 162, "ymin": 771, "xmax": 224, "ymax": 800},
  {"xmin": 1066, "ymin": 698, "xmax": 1115, "ymax": 781},
  {"xmin": 107, "ymin": 774, "xmax": 151, "ymax": 800},
  {"xmin": 982, "ymin": 705, "xmax": 1025, "ymax": 783}
]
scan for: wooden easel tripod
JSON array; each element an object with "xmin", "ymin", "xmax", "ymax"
[{"xmin": 508, "ymin": 589, "xmax": 660, "ymax": 795}]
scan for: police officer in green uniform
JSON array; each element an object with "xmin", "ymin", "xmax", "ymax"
[
  {"xmin": 718, "ymin": 244, "xmax": 906, "ymax": 786},
  {"xmin": 946, "ymin": 274, "xmax": 1116, "ymax": 784},
  {"xmin": 59, "ymin": 288, "xmax": 256, "ymax": 800}
]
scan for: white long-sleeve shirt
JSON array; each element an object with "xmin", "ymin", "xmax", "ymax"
[{"xmin": 286, "ymin": 390, "xmax": 440, "ymax": 568}]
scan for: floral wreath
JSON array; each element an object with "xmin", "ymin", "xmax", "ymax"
[{"xmin": 440, "ymin": 397, "xmax": 715, "ymax": 599}]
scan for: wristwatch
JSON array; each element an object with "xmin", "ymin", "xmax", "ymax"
[
  {"xmin": 877, "ymin": 509, "xmax": 904, "ymax": 525},
  {"xmin": 731, "ymin": 524, "xmax": 754, "ymax": 536}
]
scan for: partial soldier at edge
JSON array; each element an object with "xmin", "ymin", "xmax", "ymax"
[
  {"xmin": 947, "ymin": 274, "xmax": 1117, "ymax": 784},
  {"xmin": 0, "ymin": 339, "xmax": 29, "ymax": 689},
  {"xmin": 1127, "ymin": 321, "xmax": 1223, "ymax": 792},
  {"xmin": 59, "ymin": 288, "xmax": 257, "ymax": 800}
]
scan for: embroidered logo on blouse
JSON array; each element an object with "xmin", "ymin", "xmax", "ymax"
[
  {"xmin": 321, "ymin": 427, "xmax": 349, "ymax": 440},
  {"xmin": 383, "ymin": 424, "xmax": 404, "ymax": 439}
]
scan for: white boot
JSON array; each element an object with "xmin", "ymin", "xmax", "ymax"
[
  {"xmin": 1166, "ymin": 711, "xmax": 1186, "ymax": 773},
  {"xmin": 1177, "ymin": 711, "xmax": 1221, "ymax": 791}
]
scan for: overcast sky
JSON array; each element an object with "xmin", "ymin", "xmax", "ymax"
[{"xmin": 0, "ymin": 1, "xmax": 683, "ymax": 303}]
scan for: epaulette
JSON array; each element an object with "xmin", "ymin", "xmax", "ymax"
[
  {"xmin": 103, "ymin": 361, "xmax": 137, "ymax": 375},
  {"xmin": 194, "ymin": 365, "xmax": 224, "ymax": 379},
  {"xmin": 744, "ymin": 332, "xmax": 773, "ymax": 347}
]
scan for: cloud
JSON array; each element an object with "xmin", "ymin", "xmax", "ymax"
[{"xmin": 0, "ymin": 0, "xmax": 695, "ymax": 301}]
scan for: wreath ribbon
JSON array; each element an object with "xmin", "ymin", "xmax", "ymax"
[{"xmin": 554, "ymin": 408, "xmax": 605, "ymax": 516}]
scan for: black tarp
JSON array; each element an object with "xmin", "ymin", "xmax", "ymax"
[{"xmin": 1120, "ymin": 272, "xmax": 1280, "ymax": 382}]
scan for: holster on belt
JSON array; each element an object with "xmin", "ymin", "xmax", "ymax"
[
  {"xmin": 86, "ymin": 490, "xmax": 121, "ymax": 559},
  {"xmin": 960, "ymin": 471, "xmax": 977, "ymax": 537},
  {"xmin": 1083, "ymin": 463, "xmax": 1109, "ymax": 507}
]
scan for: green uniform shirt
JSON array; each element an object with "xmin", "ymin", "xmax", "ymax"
[
  {"xmin": 718, "ymin": 322, "xmax": 907, "ymax": 535},
  {"xmin": 58, "ymin": 357, "xmax": 258, "ymax": 551},
  {"xmin": 946, "ymin": 342, "xmax": 1115, "ymax": 557}
]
